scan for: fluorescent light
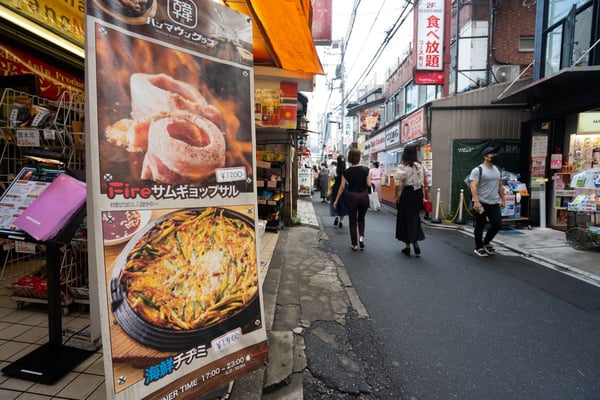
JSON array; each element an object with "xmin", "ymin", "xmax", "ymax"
[{"xmin": 0, "ymin": 6, "xmax": 85, "ymax": 59}]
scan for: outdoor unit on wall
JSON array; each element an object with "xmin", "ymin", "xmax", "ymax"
[{"xmin": 492, "ymin": 65, "xmax": 520, "ymax": 83}]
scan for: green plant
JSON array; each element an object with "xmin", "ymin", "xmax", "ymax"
[{"xmin": 291, "ymin": 210, "xmax": 301, "ymax": 225}]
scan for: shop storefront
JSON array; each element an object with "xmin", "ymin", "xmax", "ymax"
[
  {"xmin": 366, "ymin": 107, "xmax": 431, "ymax": 206},
  {"xmin": 0, "ymin": 0, "xmax": 324, "ymax": 397}
]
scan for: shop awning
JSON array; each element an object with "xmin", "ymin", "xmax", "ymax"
[
  {"xmin": 494, "ymin": 66, "xmax": 600, "ymax": 105},
  {"xmin": 2, "ymin": 1, "xmax": 323, "ymax": 76},
  {"xmin": 222, "ymin": 0, "xmax": 324, "ymax": 75}
]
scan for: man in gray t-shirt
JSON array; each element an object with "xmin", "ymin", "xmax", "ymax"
[{"xmin": 469, "ymin": 146, "xmax": 506, "ymax": 257}]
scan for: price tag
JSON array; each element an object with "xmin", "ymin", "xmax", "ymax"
[
  {"xmin": 15, "ymin": 241, "xmax": 36, "ymax": 254},
  {"xmin": 216, "ymin": 167, "xmax": 247, "ymax": 183},
  {"xmin": 43, "ymin": 129, "xmax": 56, "ymax": 140},
  {"xmin": 16, "ymin": 129, "xmax": 41, "ymax": 147},
  {"xmin": 211, "ymin": 328, "xmax": 242, "ymax": 352}
]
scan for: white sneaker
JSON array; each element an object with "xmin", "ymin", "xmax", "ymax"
[
  {"xmin": 474, "ymin": 248, "xmax": 488, "ymax": 257},
  {"xmin": 483, "ymin": 244, "xmax": 496, "ymax": 255}
]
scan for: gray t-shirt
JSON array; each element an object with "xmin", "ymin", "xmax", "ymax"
[{"xmin": 470, "ymin": 164, "xmax": 501, "ymax": 204}]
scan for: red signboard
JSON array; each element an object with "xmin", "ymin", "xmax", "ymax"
[
  {"xmin": 0, "ymin": 44, "xmax": 84, "ymax": 99},
  {"xmin": 311, "ymin": 0, "xmax": 332, "ymax": 45},
  {"xmin": 401, "ymin": 108, "xmax": 425, "ymax": 143},
  {"xmin": 415, "ymin": 0, "xmax": 445, "ymax": 71},
  {"xmin": 414, "ymin": 70, "xmax": 444, "ymax": 85},
  {"xmin": 279, "ymin": 81, "xmax": 298, "ymax": 129}
]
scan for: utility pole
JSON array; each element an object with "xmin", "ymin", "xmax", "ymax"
[{"xmin": 339, "ymin": 37, "xmax": 346, "ymax": 155}]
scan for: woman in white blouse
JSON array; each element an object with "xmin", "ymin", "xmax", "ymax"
[{"xmin": 394, "ymin": 143, "xmax": 428, "ymax": 256}]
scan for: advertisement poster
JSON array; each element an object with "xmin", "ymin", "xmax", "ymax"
[
  {"xmin": 401, "ymin": 108, "xmax": 425, "ymax": 143},
  {"xmin": 298, "ymin": 167, "xmax": 312, "ymax": 196},
  {"xmin": 85, "ymin": 1, "xmax": 268, "ymax": 399}
]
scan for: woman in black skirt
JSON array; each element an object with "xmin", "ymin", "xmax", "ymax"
[
  {"xmin": 333, "ymin": 148, "xmax": 371, "ymax": 251},
  {"xmin": 394, "ymin": 143, "xmax": 429, "ymax": 256}
]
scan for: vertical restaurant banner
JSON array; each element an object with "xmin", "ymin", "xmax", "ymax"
[
  {"xmin": 422, "ymin": 143, "xmax": 432, "ymax": 186},
  {"xmin": 311, "ymin": 0, "xmax": 332, "ymax": 45},
  {"xmin": 279, "ymin": 81, "xmax": 298, "ymax": 129},
  {"xmin": 530, "ymin": 135, "xmax": 547, "ymax": 199},
  {"xmin": 85, "ymin": 1, "xmax": 267, "ymax": 399},
  {"xmin": 415, "ymin": 0, "xmax": 444, "ymax": 71},
  {"xmin": 298, "ymin": 167, "xmax": 312, "ymax": 196}
]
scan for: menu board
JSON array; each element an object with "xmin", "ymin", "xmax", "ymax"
[
  {"xmin": 0, "ymin": 167, "xmax": 63, "ymax": 235},
  {"xmin": 85, "ymin": 1, "xmax": 267, "ymax": 399}
]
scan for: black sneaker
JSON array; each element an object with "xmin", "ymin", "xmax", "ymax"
[
  {"xmin": 483, "ymin": 244, "xmax": 496, "ymax": 255},
  {"xmin": 333, "ymin": 217, "xmax": 339, "ymax": 226},
  {"xmin": 474, "ymin": 248, "xmax": 488, "ymax": 257}
]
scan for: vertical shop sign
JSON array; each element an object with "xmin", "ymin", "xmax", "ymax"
[
  {"xmin": 85, "ymin": 1, "xmax": 267, "ymax": 399},
  {"xmin": 415, "ymin": 0, "xmax": 444, "ymax": 71},
  {"xmin": 530, "ymin": 135, "xmax": 548, "ymax": 199},
  {"xmin": 311, "ymin": 0, "xmax": 332, "ymax": 45},
  {"xmin": 423, "ymin": 143, "xmax": 433, "ymax": 186},
  {"xmin": 279, "ymin": 82, "xmax": 298, "ymax": 129}
]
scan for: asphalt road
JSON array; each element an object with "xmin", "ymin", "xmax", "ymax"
[{"xmin": 313, "ymin": 200, "xmax": 600, "ymax": 400}]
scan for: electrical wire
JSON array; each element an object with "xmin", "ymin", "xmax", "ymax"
[
  {"xmin": 342, "ymin": 0, "xmax": 413, "ymax": 104},
  {"xmin": 344, "ymin": 0, "xmax": 387, "ymax": 85}
]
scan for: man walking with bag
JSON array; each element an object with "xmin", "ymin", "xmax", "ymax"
[{"xmin": 469, "ymin": 145, "xmax": 505, "ymax": 257}]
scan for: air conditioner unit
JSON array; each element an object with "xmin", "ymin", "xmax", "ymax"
[{"xmin": 492, "ymin": 65, "xmax": 520, "ymax": 83}]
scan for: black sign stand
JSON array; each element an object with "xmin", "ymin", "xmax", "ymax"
[{"xmin": 1, "ymin": 203, "xmax": 96, "ymax": 384}]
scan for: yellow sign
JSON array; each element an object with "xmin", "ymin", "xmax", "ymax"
[
  {"xmin": 3, "ymin": 0, "xmax": 84, "ymax": 46},
  {"xmin": 577, "ymin": 111, "xmax": 600, "ymax": 133}
]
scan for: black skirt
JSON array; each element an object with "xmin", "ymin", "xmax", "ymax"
[{"xmin": 395, "ymin": 186, "xmax": 425, "ymax": 243}]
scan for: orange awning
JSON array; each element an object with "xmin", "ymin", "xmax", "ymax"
[{"xmin": 223, "ymin": 0, "xmax": 324, "ymax": 75}]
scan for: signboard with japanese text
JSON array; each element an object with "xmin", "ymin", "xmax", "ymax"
[
  {"xmin": 298, "ymin": 167, "xmax": 312, "ymax": 196},
  {"xmin": 415, "ymin": 0, "xmax": 444, "ymax": 71},
  {"xmin": 311, "ymin": 0, "xmax": 332, "ymax": 45},
  {"xmin": 85, "ymin": 1, "xmax": 267, "ymax": 398},
  {"xmin": 401, "ymin": 108, "xmax": 425, "ymax": 143}
]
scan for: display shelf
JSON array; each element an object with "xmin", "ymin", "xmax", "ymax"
[
  {"xmin": 257, "ymin": 161, "xmax": 285, "ymax": 231},
  {"xmin": 551, "ymin": 172, "xmax": 575, "ymax": 227},
  {"xmin": 0, "ymin": 89, "xmax": 86, "ymax": 190}
]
